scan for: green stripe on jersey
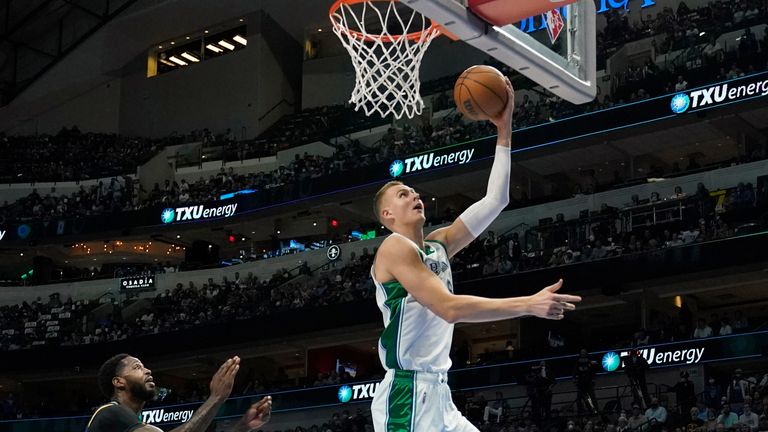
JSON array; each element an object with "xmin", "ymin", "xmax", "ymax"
[
  {"xmin": 386, "ymin": 370, "xmax": 416, "ymax": 432},
  {"xmin": 426, "ymin": 239, "xmax": 448, "ymax": 254},
  {"xmin": 380, "ymin": 281, "xmax": 407, "ymax": 369}
]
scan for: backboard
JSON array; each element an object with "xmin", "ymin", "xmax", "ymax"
[{"xmin": 404, "ymin": 0, "xmax": 597, "ymax": 105}]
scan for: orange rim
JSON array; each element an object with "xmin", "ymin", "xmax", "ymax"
[{"xmin": 329, "ymin": 0, "xmax": 442, "ymax": 43}]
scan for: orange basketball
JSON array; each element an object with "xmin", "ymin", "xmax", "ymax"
[{"xmin": 453, "ymin": 65, "xmax": 510, "ymax": 121}]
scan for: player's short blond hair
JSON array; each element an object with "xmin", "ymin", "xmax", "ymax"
[{"xmin": 373, "ymin": 181, "xmax": 404, "ymax": 223}]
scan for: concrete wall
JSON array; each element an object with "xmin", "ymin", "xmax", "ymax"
[{"xmin": 118, "ymin": 33, "xmax": 292, "ymax": 139}]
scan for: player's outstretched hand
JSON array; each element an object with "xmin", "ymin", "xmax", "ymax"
[
  {"xmin": 209, "ymin": 356, "xmax": 240, "ymax": 404},
  {"xmin": 489, "ymin": 77, "xmax": 515, "ymax": 130},
  {"xmin": 235, "ymin": 396, "xmax": 272, "ymax": 432},
  {"xmin": 526, "ymin": 279, "xmax": 581, "ymax": 320}
]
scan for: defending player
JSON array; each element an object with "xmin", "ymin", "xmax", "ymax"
[{"xmin": 87, "ymin": 354, "xmax": 271, "ymax": 432}]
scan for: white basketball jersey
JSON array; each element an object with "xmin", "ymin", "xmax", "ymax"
[{"xmin": 372, "ymin": 235, "xmax": 454, "ymax": 373}]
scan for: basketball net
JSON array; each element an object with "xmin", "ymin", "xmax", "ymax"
[{"xmin": 329, "ymin": 0, "xmax": 441, "ymax": 119}]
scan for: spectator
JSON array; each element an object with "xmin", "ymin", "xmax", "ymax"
[
  {"xmin": 693, "ymin": 318, "xmax": 713, "ymax": 339},
  {"xmin": 703, "ymin": 36, "xmax": 725, "ymax": 64},
  {"xmin": 482, "ymin": 258, "xmax": 498, "ymax": 277},
  {"xmin": 739, "ymin": 404, "xmax": 759, "ymax": 431},
  {"xmin": 629, "ymin": 404, "xmax": 649, "ymax": 430},
  {"xmin": 498, "ymin": 256, "xmax": 514, "ymax": 274},
  {"xmin": 617, "ymin": 413, "xmax": 630, "ymax": 432},
  {"xmin": 719, "ymin": 317, "xmax": 733, "ymax": 336},
  {"xmin": 674, "ymin": 75, "xmax": 689, "ymax": 91},
  {"xmin": 727, "ymin": 369, "xmax": 754, "ymax": 404},
  {"xmin": 671, "ymin": 371, "xmax": 696, "ymax": 417},
  {"xmin": 483, "ymin": 231, "xmax": 498, "ymax": 255},
  {"xmin": 548, "ymin": 330, "xmax": 565, "ymax": 351},
  {"xmin": 717, "ymin": 404, "xmax": 738, "ymax": 428},
  {"xmin": 645, "ymin": 397, "xmax": 668, "ymax": 428},
  {"xmin": 732, "ymin": 310, "xmax": 749, "ymax": 332},
  {"xmin": 686, "ymin": 407, "xmax": 705, "ymax": 431}
]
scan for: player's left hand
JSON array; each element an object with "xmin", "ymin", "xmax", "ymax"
[
  {"xmin": 489, "ymin": 77, "xmax": 515, "ymax": 131},
  {"xmin": 526, "ymin": 279, "xmax": 581, "ymax": 320},
  {"xmin": 235, "ymin": 396, "xmax": 272, "ymax": 431}
]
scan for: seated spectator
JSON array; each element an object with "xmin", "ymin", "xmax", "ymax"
[
  {"xmin": 497, "ymin": 256, "xmax": 514, "ymax": 274},
  {"xmin": 617, "ymin": 413, "xmax": 630, "ymax": 432},
  {"xmin": 693, "ymin": 318, "xmax": 713, "ymax": 339},
  {"xmin": 671, "ymin": 186, "xmax": 686, "ymax": 199},
  {"xmin": 548, "ymin": 329, "xmax": 565, "ymax": 351},
  {"xmin": 703, "ymin": 36, "xmax": 725, "ymax": 64},
  {"xmin": 674, "ymin": 75, "xmax": 689, "ymax": 91},
  {"xmin": 717, "ymin": 404, "xmax": 738, "ymax": 428},
  {"xmin": 629, "ymin": 404, "xmax": 649, "ymax": 430},
  {"xmin": 739, "ymin": 404, "xmax": 759, "ymax": 431},
  {"xmin": 482, "ymin": 258, "xmax": 498, "ymax": 277},
  {"xmin": 687, "ymin": 407, "xmax": 705, "ymax": 430},
  {"xmin": 645, "ymin": 397, "xmax": 668, "ymax": 428},
  {"xmin": 719, "ymin": 317, "xmax": 733, "ymax": 336},
  {"xmin": 732, "ymin": 310, "xmax": 749, "ymax": 332}
]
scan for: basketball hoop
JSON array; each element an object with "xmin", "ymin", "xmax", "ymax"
[{"xmin": 329, "ymin": 0, "xmax": 442, "ymax": 119}]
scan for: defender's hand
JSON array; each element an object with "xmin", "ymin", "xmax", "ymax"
[
  {"xmin": 236, "ymin": 396, "xmax": 272, "ymax": 431},
  {"xmin": 209, "ymin": 357, "xmax": 240, "ymax": 404}
]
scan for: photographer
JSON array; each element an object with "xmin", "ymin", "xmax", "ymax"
[{"xmin": 574, "ymin": 349, "xmax": 599, "ymax": 415}]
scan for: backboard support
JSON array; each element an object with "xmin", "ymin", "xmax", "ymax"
[{"xmin": 403, "ymin": 0, "xmax": 597, "ymax": 105}]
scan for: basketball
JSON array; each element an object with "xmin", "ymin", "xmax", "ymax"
[{"xmin": 453, "ymin": 65, "xmax": 510, "ymax": 121}]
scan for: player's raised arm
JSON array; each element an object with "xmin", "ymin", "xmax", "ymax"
[
  {"xmin": 427, "ymin": 78, "xmax": 514, "ymax": 257},
  {"xmin": 378, "ymin": 235, "xmax": 580, "ymax": 324}
]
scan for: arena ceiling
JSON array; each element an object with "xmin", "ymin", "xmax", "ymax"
[{"xmin": 0, "ymin": 0, "xmax": 331, "ymax": 106}]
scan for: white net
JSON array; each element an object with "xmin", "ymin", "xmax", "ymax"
[{"xmin": 330, "ymin": 0, "xmax": 441, "ymax": 119}]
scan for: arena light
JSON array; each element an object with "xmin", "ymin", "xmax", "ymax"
[
  {"xmin": 218, "ymin": 40, "xmax": 236, "ymax": 50},
  {"xmin": 206, "ymin": 44, "xmax": 223, "ymax": 53},
  {"xmin": 181, "ymin": 52, "xmax": 200, "ymax": 63},
  {"xmin": 233, "ymin": 35, "xmax": 248, "ymax": 46},
  {"xmin": 169, "ymin": 56, "xmax": 188, "ymax": 66},
  {"xmin": 159, "ymin": 58, "xmax": 176, "ymax": 67}
]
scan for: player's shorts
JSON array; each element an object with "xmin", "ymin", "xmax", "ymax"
[{"xmin": 371, "ymin": 369, "xmax": 479, "ymax": 432}]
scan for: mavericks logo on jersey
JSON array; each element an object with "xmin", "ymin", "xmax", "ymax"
[{"xmin": 425, "ymin": 258, "xmax": 449, "ymax": 276}]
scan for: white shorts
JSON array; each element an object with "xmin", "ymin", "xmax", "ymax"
[{"xmin": 371, "ymin": 369, "xmax": 479, "ymax": 432}]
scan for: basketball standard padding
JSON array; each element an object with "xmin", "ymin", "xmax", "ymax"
[
  {"xmin": 453, "ymin": 65, "xmax": 509, "ymax": 121},
  {"xmin": 467, "ymin": 0, "xmax": 579, "ymax": 26}
]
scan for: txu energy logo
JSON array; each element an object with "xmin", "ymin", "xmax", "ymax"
[
  {"xmin": 602, "ymin": 352, "xmax": 620, "ymax": 372},
  {"xmin": 389, "ymin": 160, "xmax": 404, "ymax": 177},
  {"xmin": 338, "ymin": 385, "xmax": 352, "ymax": 403},
  {"xmin": 672, "ymin": 78, "xmax": 768, "ymax": 114},
  {"xmin": 603, "ymin": 346, "xmax": 706, "ymax": 372},
  {"xmin": 161, "ymin": 208, "xmax": 176, "ymax": 224},
  {"xmin": 670, "ymin": 93, "xmax": 690, "ymax": 114},
  {"xmin": 160, "ymin": 203, "xmax": 238, "ymax": 224},
  {"xmin": 338, "ymin": 382, "xmax": 380, "ymax": 403},
  {"xmin": 141, "ymin": 408, "xmax": 194, "ymax": 424},
  {"xmin": 388, "ymin": 148, "xmax": 475, "ymax": 178}
]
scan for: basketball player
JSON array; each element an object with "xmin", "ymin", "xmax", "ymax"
[
  {"xmin": 370, "ymin": 78, "xmax": 581, "ymax": 431},
  {"xmin": 87, "ymin": 354, "xmax": 271, "ymax": 432}
]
